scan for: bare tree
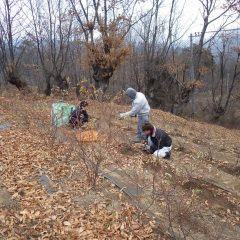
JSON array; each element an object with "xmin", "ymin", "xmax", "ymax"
[
  {"xmin": 209, "ymin": 33, "xmax": 240, "ymax": 119},
  {"xmin": 131, "ymin": 0, "xmax": 195, "ymax": 112},
  {"xmin": 194, "ymin": 0, "xmax": 240, "ymax": 80},
  {"xmin": 28, "ymin": 0, "xmax": 73, "ymax": 95},
  {"xmin": 69, "ymin": 0, "xmax": 145, "ymax": 92},
  {"xmin": 226, "ymin": 0, "xmax": 240, "ymax": 13},
  {"xmin": 0, "ymin": 0, "xmax": 27, "ymax": 89}
]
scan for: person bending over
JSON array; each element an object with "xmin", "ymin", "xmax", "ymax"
[
  {"xmin": 69, "ymin": 101, "xmax": 89, "ymax": 128},
  {"xmin": 119, "ymin": 88, "xmax": 150, "ymax": 142},
  {"xmin": 142, "ymin": 122, "xmax": 172, "ymax": 159}
]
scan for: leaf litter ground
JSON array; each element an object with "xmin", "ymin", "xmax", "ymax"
[{"xmin": 0, "ymin": 89, "xmax": 240, "ymax": 239}]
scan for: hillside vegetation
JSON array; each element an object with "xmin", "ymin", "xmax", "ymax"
[{"xmin": 0, "ymin": 89, "xmax": 240, "ymax": 239}]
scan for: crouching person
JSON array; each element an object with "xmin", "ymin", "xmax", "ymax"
[
  {"xmin": 69, "ymin": 101, "xmax": 89, "ymax": 128},
  {"xmin": 142, "ymin": 123, "xmax": 172, "ymax": 159}
]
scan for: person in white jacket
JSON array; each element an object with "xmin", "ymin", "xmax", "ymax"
[{"xmin": 120, "ymin": 88, "xmax": 150, "ymax": 142}]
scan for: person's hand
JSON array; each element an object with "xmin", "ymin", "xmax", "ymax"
[
  {"xmin": 119, "ymin": 113, "xmax": 128, "ymax": 119},
  {"xmin": 145, "ymin": 145, "xmax": 151, "ymax": 151},
  {"xmin": 143, "ymin": 144, "xmax": 151, "ymax": 153}
]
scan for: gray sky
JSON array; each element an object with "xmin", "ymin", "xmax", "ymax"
[
  {"xmin": 0, "ymin": 0, "xmax": 239, "ymax": 41},
  {"xmin": 176, "ymin": 0, "xmax": 240, "ymax": 36},
  {"xmin": 133, "ymin": 0, "xmax": 239, "ymax": 42}
]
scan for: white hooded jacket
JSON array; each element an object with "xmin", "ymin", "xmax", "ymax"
[{"xmin": 125, "ymin": 92, "xmax": 150, "ymax": 117}]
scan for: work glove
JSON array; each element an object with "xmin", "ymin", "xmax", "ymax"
[
  {"xmin": 143, "ymin": 144, "xmax": 151, "ymax": 153},
  {"xmin": 119, "ymin": 113, "xmax": 128, "ymax": 119},
  {"xmin": 145, "ymin": 145, "xmax": 151, "ymax": 151}
]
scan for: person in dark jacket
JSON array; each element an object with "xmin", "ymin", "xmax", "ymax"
[
  {"xmin": 142, "ymin": 122, "xmax": 172, "ymax": 159},
  {"xmin": 69, "ymin": 101, "xmax": 89, "ymax": 128}
]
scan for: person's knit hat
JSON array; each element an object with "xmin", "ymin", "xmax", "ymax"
[{"xmin": 125, "ymin": 88, "xmax": 137, "ymax": 100}]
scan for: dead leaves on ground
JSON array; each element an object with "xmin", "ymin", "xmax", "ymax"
[
  {"xmin": 1, "ymin": 92, "xmax": 240, "ymax": 239},
  {"xmin": 0, "ymin": 94, "xmax": 155, "ymax": 239}
]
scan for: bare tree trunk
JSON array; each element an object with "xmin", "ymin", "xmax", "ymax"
[
  {"xmin": 195, "ymin": 0, "xmax": 239, "ymax": 80},
  {"xmin": 210, "ymin": 35, "xmax": 240, "ymax": 119},
  {"xmin": 0, "ymin": 0, "xmax": 27, "ymax": 89},
  {"xmin": 69, "ymin": 0, "xmax": 143, "ymax": 92},
  {"xmin": 28, "ymin": 0, "xmax": 72, "ymax": 95}
]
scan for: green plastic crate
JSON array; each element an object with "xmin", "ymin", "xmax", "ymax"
[{"xmin": 51, "ymin": 101, "xmax": 76, "ymax": 128}]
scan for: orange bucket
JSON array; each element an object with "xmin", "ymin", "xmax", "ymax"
[{"xmin": 76, "ymin": 130, "xmax": 98, "ymax": 142}]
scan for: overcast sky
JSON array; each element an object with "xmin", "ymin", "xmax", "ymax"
[
  {"xmin": 131, "ymin": 0, "xmax": 240, "ymax": 43},
  {"xmin": 173, "ymin": 0, "xmax": 240, "ymax": 36},
  {"xmin": 0, "ymin": 0, "xmax": 239, "ymax": 42}
]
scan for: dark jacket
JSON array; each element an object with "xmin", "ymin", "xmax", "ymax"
[
  {"xmin": 69, "ymin": 107, "xmax": 88, "ymax": 128},
  {"xmin": 149, "ymin": 128, "xmax": 172, "ymax": 153}
]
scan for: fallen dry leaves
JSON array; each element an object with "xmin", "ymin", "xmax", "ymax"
[
  {"xmin": 0, "ymin": 92, "xmax": 156, "ymax": 239},
  {"xmin": 1, "ymin": 90, "xmax": 240, "ymax": 239}
]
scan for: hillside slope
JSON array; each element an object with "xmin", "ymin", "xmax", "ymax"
[{"xmin": 0, "ymin": 90, "xmax": 240, "ymax": 239}]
